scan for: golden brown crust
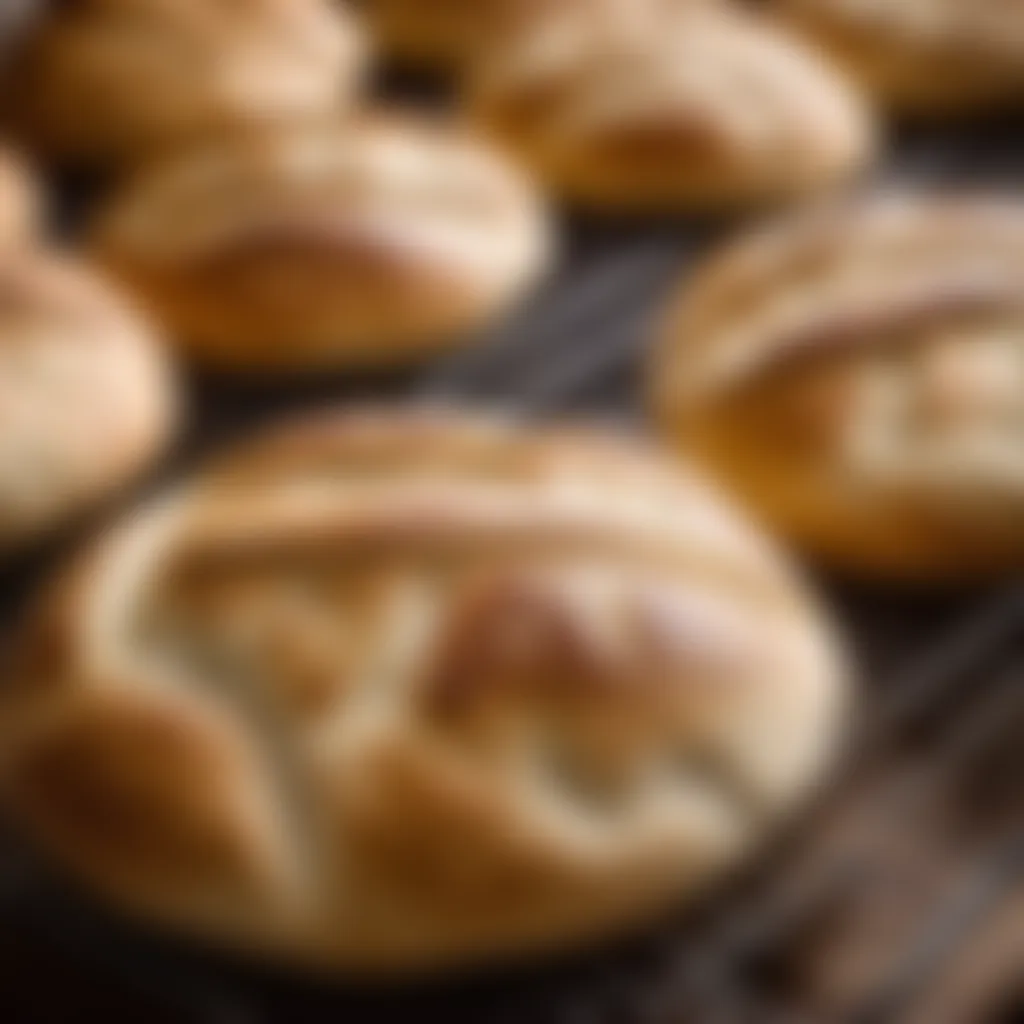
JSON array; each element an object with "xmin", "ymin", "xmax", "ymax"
[
  {"xmin": 0, "ymin": 147, "xmax": 40, "ymax": 245},
  {"xmin": 778, "ymin": 0, "xmax": 1024, "ymax": 114},
  {"xmin": 0, "ymin": 409, "xmax": 845, "ymax": 972},
  {"xmin": 0, "ymin": 249, "xmax": 176, "ymax": 550},
  {"xmin": 5, "ymin": 0, "xmax": 366, "ymax": 168},
  {"xmin": 468, "ymin": 1, "xmax": 876, "ymax": 211},
  {"xmin": 653, "ymin": 192, "xmax": 1024, "ymax": 579},
  {"xmin": 89, "ymin": 118, "xmax": 552, "ymax": 372},
  {"xmin": 364, "ymin": 0, "xmax": 732, "ymax": 68},
  {"xmin": 363, "ymin": 0, "xmax": 596, "ymax": 68}
]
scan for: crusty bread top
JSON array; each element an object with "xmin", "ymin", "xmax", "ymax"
[
  {"xmin": 90, "ymin": 118, "xmax": 552, "ymax": 366},
  {"xmin": 0, "ymin": 249, "xmax": 175, "ymax": 546},
  {"xmin": 469, "ymin": 1, "xmax": 875, "ymax": 208},
  {"xmin": 655, "ymin": 193, "xmax": 1024, "ymax": 575},
  {"xmin": 778, "ymin": 0, "xmax": 1024, "ymax": 112},
  {"xmin": 0, "ymin": 410, "xmax": 844, "ymax": 971},
  {"xmin": 7, "ymin": 0, "xmax": 366, "ymax": 165}
]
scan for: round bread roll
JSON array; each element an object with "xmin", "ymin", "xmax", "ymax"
[
  {"xmin": 90, "ymin": 119, "xmax": 551, "ymax": 373},
  {"xmin": 6, "ymin": 0, "xmax": 365, "ymax": 167},
  {"xmin": 0, "ymin": 250, "xmax": 175, "ymax": 550},
  {"xmin": 778, "ymin": 0, "xmax": 1024, "ymax": 115},
  {"xmin": 0, "ymin": 146, "xmax": 39, "ymax": 245},
  {"xmin": 468, "ymin": 0, "xmax": 876, "ymax": 211},
  {"xmin": 0, "ymin": 411, "xmax": 845, "ymax": 972},
  {"xmin": 653, "ymin": 193, "xmax": 1024, "ymax": 579}
]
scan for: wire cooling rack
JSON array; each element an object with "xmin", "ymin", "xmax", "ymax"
[{"xmin": 2, "ymin": 118, "xmax": 1024, "ymax": 1023}]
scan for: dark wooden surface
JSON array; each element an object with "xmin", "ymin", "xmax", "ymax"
[{"xmin": 0, "ymin": 926, "xmax": 176, "ymax": 1023}]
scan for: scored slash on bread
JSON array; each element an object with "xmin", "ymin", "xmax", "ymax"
[
  {"xmin": 654, "ymin": 192, "xmax": 1024, "ymax": 578},
  {"xmin": 89, "ymin": 118, "xmax": 552, "ymax": 372},
  {"xmin": 467, "ymin": 0, "xmax": 877, "ymax": 210},
  {"xmin": 0, "ymin": 410, "xmax": 846, "ymax": 973}
]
